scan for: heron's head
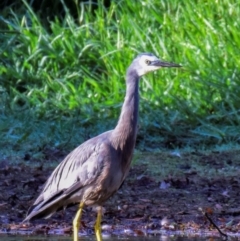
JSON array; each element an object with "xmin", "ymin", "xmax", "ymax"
[{"xmin": 132, "ymin": 53, "xmax": 181, "ymax": 77}]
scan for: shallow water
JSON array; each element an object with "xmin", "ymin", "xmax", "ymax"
[{"xmin": 0, "ymin": 235, "xmax": 224, "ymax": 241}]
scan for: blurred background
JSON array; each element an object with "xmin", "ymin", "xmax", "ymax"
[{"xmin": 1, "ymin": 0, "xmax": 240, "ymax": 162}]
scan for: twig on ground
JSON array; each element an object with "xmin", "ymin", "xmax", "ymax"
[{"xmin": 199, "ymin": 207, "xmax": 228, "ymax": 240}]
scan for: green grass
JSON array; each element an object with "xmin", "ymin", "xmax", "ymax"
[
  {"xmin": 133, "ymin": 147, "xmax": 240, "ymax": 181},
  {"xmin": 1, "ymin": 0, "xmax": 240, "ymax": 161}
]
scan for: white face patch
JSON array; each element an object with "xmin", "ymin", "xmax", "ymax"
[{"xmin": 135, "ymin": 55, "xmax": 162, "ymax": 77}]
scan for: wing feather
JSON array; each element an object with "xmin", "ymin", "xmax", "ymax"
[{"xmin": 24, "ymin": 131, "xmax": 112, "ymax": 221}]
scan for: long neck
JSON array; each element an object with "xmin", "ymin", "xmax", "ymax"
[{"xmin": 111, "ymin": 69, "xmax": 139, "ymax": 152}]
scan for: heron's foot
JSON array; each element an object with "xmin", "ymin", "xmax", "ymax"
[
  {"xmin": 73, "ymin": 202, "xmax": 84, "ymax": 241},
  {"xmin": 94, "ymin": 207, "xmax": 102, "ymax": 241}
]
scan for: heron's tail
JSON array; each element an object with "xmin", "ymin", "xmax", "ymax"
[{"xmin": 23, "ymin": 190, "xmax": 67, "ymax": 222}]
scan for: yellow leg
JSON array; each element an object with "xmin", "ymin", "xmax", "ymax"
[
  {"xmin": 73, "ymin": 202, "xmax": 84, "ymax": 241},
  {"xmin": 94, "ymin": 206, "xmax": 102, "ymax": 241}
]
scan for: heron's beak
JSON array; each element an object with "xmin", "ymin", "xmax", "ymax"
[{"xmin": 152, "ymin": 60, "xmax": 181, "ymax": 68}]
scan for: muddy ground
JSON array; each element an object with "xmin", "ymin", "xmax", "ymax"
[{"xmin": 0, "ymin": 149, "xmax": 240, "ymax": 238}]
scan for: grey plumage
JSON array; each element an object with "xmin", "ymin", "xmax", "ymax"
[{"xmin": 24, "ymin": 53, "xmax": 180, "ymax": 241}]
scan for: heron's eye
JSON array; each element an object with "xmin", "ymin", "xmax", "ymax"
[{"xmin": 145, "ymin": 59, "xmax": 151, "ymax": 65}]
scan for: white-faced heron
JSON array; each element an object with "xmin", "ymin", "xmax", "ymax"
[{"xmin": 23, "ymin": 53, "xmax": 181, "ymax": 241}]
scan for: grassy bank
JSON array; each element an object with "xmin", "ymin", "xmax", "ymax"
[{"xmin": 1, "ymin": 0, "xmax": 240, "ymax": 161}]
